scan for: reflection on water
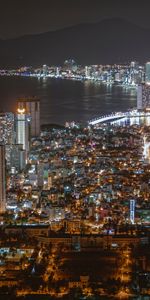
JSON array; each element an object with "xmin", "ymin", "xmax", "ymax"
[{"xmin": 0, "ymin": 77, "xmax": 137, "ymax": 125}]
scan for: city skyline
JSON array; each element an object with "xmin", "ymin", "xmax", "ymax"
[
  {"xmin": 1, "ymin": 102, "xmax": 150, "ymax": 298},
  {"xmin": 1, "ymin": 2, "xmax": 150, "ymax": 298}
]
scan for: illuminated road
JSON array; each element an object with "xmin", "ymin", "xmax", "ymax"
[{"xmin": 88, "ymin": 110, "xmax": 150, "ymax": 125}]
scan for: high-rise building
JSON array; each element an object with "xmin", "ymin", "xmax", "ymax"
[
  {"xmin": 0, "ymin": 145, "xmax": 6, "ymax": 213},
  {"xmin": 143, "ymin": 135, "xmax": 150, "ymax": 163},
  {"xmin": 145, "ymin": 62, "xmax": 150, "ymax": 84},
  {"xmin": 137, "ymin": 84, "xmax": 150, "ymax": 110},
  {"xmin": 17, "ymin": 98, "xmax": 40, "ymax": 137},
  {"xmin": 56, "ymin": 67, "xmax": 60, "ymax": 77},
  {"xmin": 43, "ymin": 64, "xmax": 48, "ymax": 77},
  {"xmin": 47, "ymin": 175, "xmax": 53, "ymax": 189},
  {"xmin": 0, "ymin": 112, "xmax": 15, "ymax": 145},
  {"xmin": 85, "ymin": 66, "xmax": 91, "ymax": 78},
  {"xmin": 64, "ymin": 59, "xmax": 77, "ymax": 71},
  {"xmin": 37, "ymin": 162, "xmax": 44, "ymax": 188},
  {"xmin": 16, "ymin": 108, "xmax": 29, "ymax": 153},
  {"xmin": 130, "ymin": 61, "xmax": 139, "ymax": 71},
  {"xmin": 10, "ymin": 144, "xmax": 26, "ymax": 173},
  {"xmin": 130, "ymin": 200, "xmax": 135, "ymax": 224},
  {"xmin": 0, "ymin": 113, "xmax": 15, "ymax": 173}
]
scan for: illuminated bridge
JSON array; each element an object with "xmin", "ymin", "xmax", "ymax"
[
  {"xmin": 88, "ymin": 112, "xmax": 129, "ymax": 125},
  {"xmin": 88, "ymin": 110, "xmax": 150, "ymax": 125}
]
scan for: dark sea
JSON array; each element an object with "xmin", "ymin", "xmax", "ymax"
[{"xmin": 0, "ymin": 76, "xmax": 137, "ymax": 125}]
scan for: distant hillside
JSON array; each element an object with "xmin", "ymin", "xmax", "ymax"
[{"xmin": 0, "ymin": 18, "xmax": 150, "ymax": 67}]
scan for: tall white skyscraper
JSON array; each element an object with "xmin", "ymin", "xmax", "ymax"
[
  {"xmin": 143, "ymin": 135, "xmax": 150, "ymax": 163},
  {"xmin": 16, "ymin": 108, "xmax": 29, "ymax": 153},
  {"xmin": 145, "ymin": 62, "xmax": 150, "ymax": 84},
  {"xmin": 85, "ymin": 66, "xmax": 91, "ymax": 78},
  {"xmin": 137, "ymin": 84, "xmax": 150, "ymax": 110},
  {"xmin": 43, "ymin": 64, "xmax": 48, "ymax": 77},
  {"xmin": 0, "ymin": 145, "xmax": 6, "ymax": 213},
  {"xmin": 17, "ymin": 98, "xmax": 40, "ymax": 137},
  {"xmin": 10, "ymin": 144, "xmax": 26, "ymax": 173}
]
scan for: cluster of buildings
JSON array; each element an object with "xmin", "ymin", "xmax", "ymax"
[
  {"xmin": 0, "ymin": 70, "xmax": 150, "ymax": 221},
  {"xmin": 0, "ymin": 102, "xmax": 150, "ymax": 229},
  {"xmin": 0, "ymin": 60, "xmax": 147, "ymax": 86},
  {"xmin": 0, "ymin": 110, "xmax": 150, "ymax": 297},
  {"xmin": 0, "ymin": 97, "xmax": 40, "ymax": 214},
  {"xmin": 2, "ymin": 59, "xmax": 150, "ymax": 111},
  {"xmin": 1, "ymin": 66, "xmax": 150, "ymax": 297}
]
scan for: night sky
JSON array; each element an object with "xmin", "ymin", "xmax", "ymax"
[{"xmin": 1, "ymin": 0, "xmax": 150, "ymax": 39}]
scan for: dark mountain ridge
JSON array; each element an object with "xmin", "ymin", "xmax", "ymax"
[{"xmin": 0, "ymin": 18, "xmax": 150, "ymax": 68}]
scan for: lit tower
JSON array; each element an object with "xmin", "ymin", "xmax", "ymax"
[
  {"xmin": 143, "ymin": 135, "xmax": 150, "ymax": 163},
  {"xmin": 56, "ymin": 67, "xmax": 60, "ymax": 77},
  {"xmin": 130, "ymin": 200, "xmax": 135, "ymax": 224},
  {"xmin": 0, "ymin": 145, "xmax": 6, "ymax": 213},
  {"xmin": 16, "ymin": 107, "xmax": 29, "ymax": 153},
  {"xmin": 43, "ymin": 64, "xmax": 48, "ymax": 77},
  {"xmin": 137, "ymin": 83, "xmax": 150, "ymax": 111},
  {"xmin": 145, "ymin": 62, "xmax": 150, "ymax": 84},
  {"xmin": 17, "ymin": 98, "xmax": 40, "ymax": 137},
  {"xmin": 85, "ymin": 66, "xmax": 90, "ymax": 78}
]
